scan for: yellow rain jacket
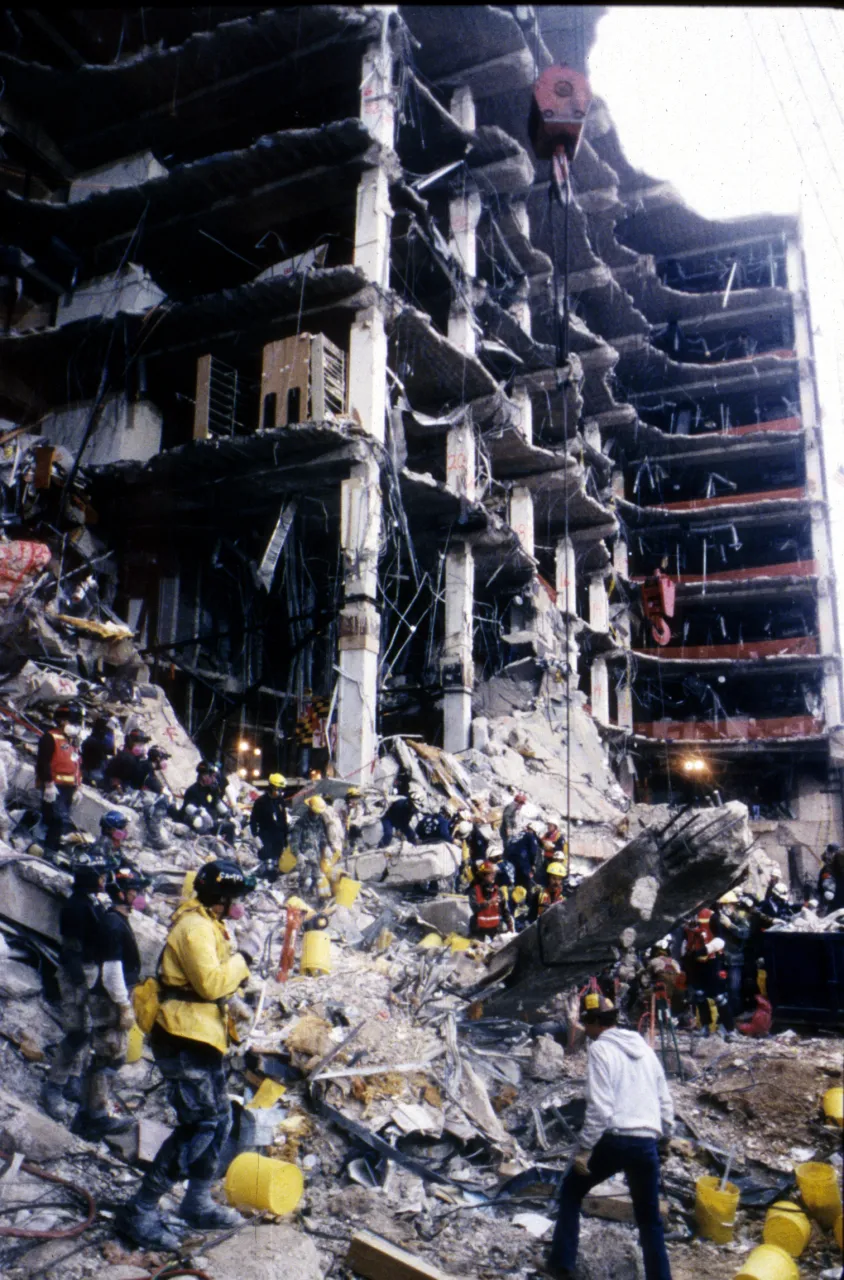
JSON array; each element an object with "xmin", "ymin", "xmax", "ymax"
[{"xmin": 156, "ymin": 899, "xmax": 250, "ymax": 1054}]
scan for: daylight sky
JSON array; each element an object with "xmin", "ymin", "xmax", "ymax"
[{"xmin": 589, "ymin": 6, "xmax": 844, "ymax": 622}]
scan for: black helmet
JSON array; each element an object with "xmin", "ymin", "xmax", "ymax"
[
  {"xmin": 101, "ymin": 809, "xmax": 129, "ymax": 834},
  {"xmin": 194, "ymin": 859, "xmax": 253, "ymax": 906},
  {"xmin": 55, "ymin": 702, "xmax": 83, "ymax": 724},
  {"xmin": 125, "ymin": 727, "xmax": 151, "ymax": 745},
  {"xmin": 71, "ymin": 851, "xmax": 111, "ymax": 892},
  {"xmin": 106, "ymin": 865, "xmax": 150, "ymax": 901}
]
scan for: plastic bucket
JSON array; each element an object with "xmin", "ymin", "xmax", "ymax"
[
  {"xmin": 795, "ymin": 1161, "xmax": 842, "ymax": 1229},
  {"xmin": 246, "ymin": 1079, "xmax": 287, "ymax": 1109},
  {"xmin": 696, "ymin": 1175, "xmax": 740, "ymax": 1243},
  {"xmin": 224, "ymin": 1152, "xmax": 304, "ymax": 1215},
  {"xmin": 278, "ymin": 846, "xmax": 297, "ymax": 874},
  {"xmin": 822, "ymin": 1086, "xmax": 843, "ymax": 1128},
  {"xmin": 125, "ymin": 1023, "xmax": 144, "ymax": 1064},
  {"xmin": 734, "ymin": 1243, "xmax": 799, "ymax": 1280},
  {"xmin": 763, "ymin": 1201, "xmax": 812, "ymax": 1257},
  {"xmin": 447, "ymin": 933, "xmax": 472, "ymax": 953},
  {"xmin": 333, "ymin": 877, "xmax": 361, "ymax": 907},
  {"xmin": 300, "ymin": 929, "xmax": 331, "ymax": 975},
  {"xmin": 181, "ymin": 870, "xmax": 197, "ymax": 899},
  {"xmin": 418, "ymin": 932, "xmax": 444, "ymax": 949}
]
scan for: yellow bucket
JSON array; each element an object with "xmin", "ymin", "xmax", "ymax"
[
  {"xmin": 300, "ymin": 929, "xmax": 331, "ymax": 975},
  {"xmin": 834, "ymin": 1211, "xmax": 842, "ymax": 1250},
  {"xmin": 126, "ymin": 1023, "xmax": 144, "ymax": 1064},
  {"xmin": 696, "ymin": 1175, "xmax": 740, "ymax": 1243},
  {"xmin": 278, "ymin": 847, "xmax": 297, "ymax": 874},
  {"xmin": 333, "ymin": 877, "xmax": 361, "ymax": 907},
  {"xmin": 447, "ymin": 933, "xmax": 472, "ymax": 952},
  {"xmin": 181, "ymin": 870, "xmax": 197, "ymax": 899},
  {"xmin": 734, "ymin": 1243, "xmax": 799, "ymax": 1280},
  {"xmin": 418, "ymin": 932, "xmax": 444, "ymax": 949},
  {"xmin": 763, "ymin": 1202, "xmax": 812, "ymax": 1257},
  {"xmin": 246, "ymin": 1079, "xmax": 287, "ymax": 1109},
  {"xmin": 795, "ymin": 1161, "xmax": 842, "ymax": 1229},
  {"xmin": 822, "ymin": 1086, "xmax": 844, "ymax": 1128},
  {"xmin": 224, "ymin": 1152, "xmax": 304, "ymax": 1215}
]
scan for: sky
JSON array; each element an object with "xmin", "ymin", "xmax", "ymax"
[{"xmin": 588, "ymin": 6, "xmax": 844, "ymax": 626}]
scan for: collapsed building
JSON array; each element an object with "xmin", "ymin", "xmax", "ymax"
[
  {"xmin": 0, "ymin": 8, "xmax": 843, "ymax": 1279},
  {"xmin": 1, "ymin": 4, "xmax": 841, "ymax": 869}
]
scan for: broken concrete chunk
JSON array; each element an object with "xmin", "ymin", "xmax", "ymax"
[
  {"xmin": 208, "ymin": 1222, "xmax": 321, "ymax": 1279},
  {"xmin": 528, "ymin": 1033, "xmax": 567, "ymax": 1082},
  {"xmin": 0, "ymin": 959, "xmax": 43, "ymax": 998},
  {"xmin": 414, "ymin": 896, "xmax": 471, "ymax": 936}
]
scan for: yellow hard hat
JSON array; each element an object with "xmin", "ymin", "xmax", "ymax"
[
  {"xmin": 546, "ymin": 861, "xmax": 567, "ymax": 878},
  {"xmin": 346, "ymin": 786, "xmax": 361, "ymax": 798},
  {"xmin": 718, "ymin": 889, "xmax": 738, "ymax": 905},
  {"xmin": 305, "ymin": 795, "xmax": 326, "ymax": 813},
  {"xmin": 511, "ymin": 885, "xmax": 527, "ymax": 904},
  {"xmin": 268, "ymin": 773, "xmax": 286, "ymax": 788}
]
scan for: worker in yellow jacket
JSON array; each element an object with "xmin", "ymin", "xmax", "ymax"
[{"xmin": 117, "ymin": 860, "xmax": 253, "ymax": 1250}]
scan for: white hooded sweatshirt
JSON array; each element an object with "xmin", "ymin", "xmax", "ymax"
[{"xmin": 579, "ymin": 1027, "xmax": 674, "ymax": 1151}]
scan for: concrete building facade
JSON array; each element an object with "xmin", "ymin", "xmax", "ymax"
[{"xmin": 0, "ymin": 5, "xmax": 839, "ymax": 859}]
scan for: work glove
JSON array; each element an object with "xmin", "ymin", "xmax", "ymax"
[
  {"xmin": 192, "ymin": 817, "xmax": 204, "ymax": 831},
  {"xmin": 573, "ymin": 1149, "xmax": 592, "ymax": 1177},
  {"xmin": 228, "ymin": 994, "xmax": 252, "ymax": 1025},
  {"xmin": 216, "ymin": 801, "xmax": 229, "ymax": 817},
  {"xmin": 43, "ymin": 783, "xmax": 58, "ymax": 803},
  {"xmin": 117, "ymin": 1003, "xmax": 135, "ymax": 1031}
]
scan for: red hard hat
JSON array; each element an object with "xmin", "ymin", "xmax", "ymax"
[
  {"xmin": 697, "ymin": 908, "xmax": 713, "ymax": 922},
  {"xmin": 514, "ymin": 792, "xmax": 527, "ymax": 804}
]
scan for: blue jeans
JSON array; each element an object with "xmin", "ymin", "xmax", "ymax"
[
  {"xmin": 548, "ymin": 1134, "xmax": 671, "ymax": 1280},
  {"xmin": 43, "ymin": 784, "xmax": 76, "ymax": 852}
]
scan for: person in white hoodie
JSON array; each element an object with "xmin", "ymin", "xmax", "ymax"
[{"xmin": 536, "ymin": 986, "xmax": 674, "ymax": 1280}]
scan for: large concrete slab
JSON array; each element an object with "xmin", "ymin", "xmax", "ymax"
[{"xmin": 348, "ymin": 842, "xmax": 461, "ymax": 885}]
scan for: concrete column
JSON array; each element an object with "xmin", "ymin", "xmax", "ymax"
[
  {"xmin": 584, "ymin": 420, "xmax": 601, "ymax": 452},
  {"xmin": 441, "ymin": 89, "xmax": 480, "ymax": 754},
  {"xmin": 612, "ymin": 467, "xmax": 625, "ymax": 501},
  {"xmin": 617, "ymin": 662, "xmax": 634, "ymax": 730},
  {"xmin": 555, "ymin": 536, "xmax": 576, "ymax": 616},
  {"xmin": 446, "ymin": 418, "xmax": 476, "ymax": 502},
  {"xmin": 509, "ymin": 282, "xmax": 532, "ymax": 337},
  {"xmin": 612, "ymin": 537, "xmax": 629, "ymax": 579},
  {"xmin": 589, "ymin": 574, "xmax": 609, "ymax": 633},
  {"xmin": 337, "ymin": 30, "xmax": 395, "ymax": 782},
  {"xmin": 509, "ymin": 485, "xmax": 534, "ymax": 560},
  {"xmin": 443, "ymin": 544, "xmax": 475, "ymax": 753},
  {"xmin": 591, "ymin": 655, "xmax": 609, "ymax": 724},
  {"xmin": 512, "ymin": 381, "xmax": 533, "ymax": 445}
]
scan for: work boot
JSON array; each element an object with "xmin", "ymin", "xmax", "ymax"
[
  {"xmin": 71, "ymin": 1107, "xmax": 133, "ymax": 1139},
  {"xmin": 116, "ymin": 1196, "xmax": 182, "ymax": 1251},
  {"xmin": 178, "ymin": 1179, "xmax": 244, "ymax": 1229},
  {"xmin": 40, "ymin": 1081, "xmax": 73, "ymax": 1124},
  {"xmin": 63, "ymin": 1074, "xmax": 84, "ymax": 1104}
]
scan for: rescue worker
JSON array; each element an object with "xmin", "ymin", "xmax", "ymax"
[
  {"xmin": 415, "ymin": 805, "xmax": 455, "ymax": 844},
  {"xmin": 712, "ymin": 890, "xmax": 751, "ymax": 1014},
  {"xmin": 379, "ymin": 793, "xmax": 418, "ymax": 847},
  {"xmin": 682, "ymin": 908, "xmax": 735, "ymax": 1038},
  {"xmin": 537, "ymin": 987, "xmax": 673, "ymax": 1280},
  {"xmin": 90, "ymin": 809, "xmax": 131, "ymax": 871},
  {"xmin": 291, "ymin": 794, "xmax": 339, "ymax": 900},
  {"xmin": 504, "ymin": 822, "xmax": 542, "ymax": 890},
  {"xmin": 103, "ymin": 729, "xmax": 151, "ymax": 792},
  {"xmin": 530, "ymin": 860, "xmax": 567, "ymax": 921},
  {"xmin": 72, "ymin": 865, "xmax": 148, "ymax": 1139},
  {"xmin": 181, "ymin": 762, "xmax": 238, "ymax": 844},
  {"xmin": 81, "ymin": 716, "xmax": 116, "ymax": 786},
  {"xmin": 249, "ymin": 773, "xmax": 289, "ymax": 879},
  {"xmin": 500, "ymin": 791, "xmax": 527, "ymax": 846},
  {"xmin": 117, "ymin": 860, "xmax": 253, "ymax": 1250},
  {"xmin": 41, "ymin": 851, "xmax": 110, "ymax": 1124},
  {"xmin": 817, "ymin": 844, "xmax": 844, "ymax": 915},
  {"xmin": 36, "ymin": 704, "xmax": 83, "ymax": 855},
  {"xmin": 759, "ymin": 877, "xmax": 793, "ymax": 922},
  {"xmin": 537, "ymin": 823, "xmax": 567, "ymax": 884},
  {"xmin": 467, "ymin": 861, "xmax": 513, "ymax": 940}
]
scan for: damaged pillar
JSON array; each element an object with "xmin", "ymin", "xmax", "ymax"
[
  {"xmin": 443, "ymin": 544, "xmax": 475, "ymax": 754},
  {"xmin": 591, "ymin": 655, "xmax": 609, "ymax": 723},
  {"xmin": 588, "ymin": 573, "xmax": 609, "ymax": 633},
  {"xmin": 555, "ymin": 536, "xmax": 576, "ymax": 617},
  {"xmin": 617, "ymin": 661, "xmax": 634, "ymax": 730},
  {"xmin": 512, "ymin": 380, "xmax": 533, "ymax": 444},
  {"xmin": 440, "ymin": 83, "xmax": 480, "ymax": 753},
  {"xmin": 337, "ymin": 20, "xmax": 395, "ymax": 781},
  {"xmin": 508, "ymin": 201, "xmax": 532, "ymax": 335},
  {"xmin": 509, "ymin": 485, "xmax": 534, "ymax": 561}
]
